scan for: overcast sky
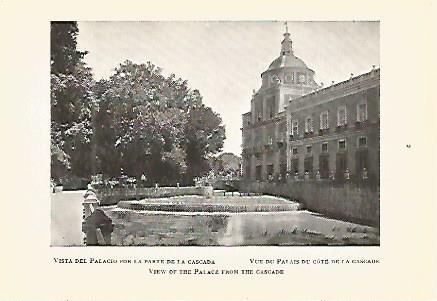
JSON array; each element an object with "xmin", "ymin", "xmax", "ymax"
[{"xmin": 77, "ymin": 21, "xmax": 379, "ymax": 155}]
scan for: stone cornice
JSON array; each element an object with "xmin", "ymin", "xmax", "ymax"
[
  {"xmin": 243, "ymin": 113, "xmax": 286, "ymax": 130},
  {"xmin": 256, "ymin": 83, "xmax": 316, "ymax": 96},
  {"xmin": 260, "ymin": 66, "xmax": 315, "ymax": 78},
  {"xmin": 286, "ymin": 69, "xmax": 380, "ymax": 112},
  {"xmin": 255, "ymin": 85, "xmax": 279, "ymax": 96}
]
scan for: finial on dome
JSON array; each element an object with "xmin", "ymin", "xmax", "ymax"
[{"xmin": 280, "ymin": 21, "xmax": 293, "ymax": 56}]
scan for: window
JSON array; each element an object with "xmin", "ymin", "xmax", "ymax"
[
  {"xmin": 270, "ymin": 75, "xmax": 280, "ymax": 86},
  {"xmin": 255, "ymin": 166, "xmax": 262, "ymax": 180},
  {"xmin": 319, "ymin": 155, "xmax": 329, "ymax": 178},
  {"xmin": 320, "ymin": 111, "xmax": 329, "ymax": 129},
  {"xmin": 267, "ymin": 96, "xmax": 275, "ymax": 119},
  {"xmin": 256, "ymin": 101, "xmax": 263, "ymax": 122},
  {"xmin": 338, "ymin": 139, "xmax": 346, "ymax": 150},
  {"xmin": 322, "ymin": 142, "xmax": 328, "ymax": 152},
  {"xmin": 285, "ymin": 73, "xmax": 294, "ymax": 83},
  {"xmin": 292, "ymin": 147, "xmax": 298, "ymax": 155},
  {"xmin": 304, "ymin": 157, "xmax": 313, "ymax": 173},
  {"xmin": 267, "ymin": 164, "xmax": 274, "ymax": 176},
  {"xmin": 292, "ymin": 120, "xmax": 299, "ymax": 136},
  {"xmin": 306, "ymin": 145, "xmax": 312, "ymax": 154},
  {"xmin": 337, "ymin": 106, "xmax": 347, "ymax": 126},
  {"xmin": 356, "ymin": 149, "xmax": 368, "ymax": 173},
  {"xmin": 336, "ymin": 153, "xmax": 347, "ymax": 177},
  {"xmin": 305, "ymin": 117, "xmax": 313, "ymax": 133},
  {"xmin": 357, "ymin": 103, "xmax": 368, "ymax": 122},
  {"xmin": 358, "ymin": 136, "xmax": 367, "ymax": 147},
  {"xmin": 291, "ymin": 159, "xmax": 299, "ymax": 173}
]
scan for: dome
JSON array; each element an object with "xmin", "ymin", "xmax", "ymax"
[{"xmin": 267, "ymin": 55, "xmax": 308, "ymax": 71}]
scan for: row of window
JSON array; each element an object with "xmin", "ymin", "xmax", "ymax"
[
  {"xmin": 290, "ymin": 103, "xmax": 368, "ymax": 135},
  {"xmin": 252, "ymin": 96, "xmax": 276, "ymax": 123},
  {"xmin": 291, "ymin": 136, "xmax": 367, "ymax": 155},
  {"xmin": 268, "ymin": 72, "xmax": 311, "ymax": 86},
  {"xmin": 289, "ymin": 150, "xmax": 368, "ymax": 176},
  {"xmin": 252, "ymin": 147, "xmax": 369, "ymax": 180}
]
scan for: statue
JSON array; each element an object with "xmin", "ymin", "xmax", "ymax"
[{"xmin": 344, "ymin": 168, "xmax": 350, "ymax": 180}]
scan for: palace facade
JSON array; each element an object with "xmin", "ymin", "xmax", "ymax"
[{"xmin": 241, "ymin": 29, "xmax": 380, "ymax": 183}]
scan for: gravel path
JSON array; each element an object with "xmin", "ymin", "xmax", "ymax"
[{"xmin": 51, "ymin": 190, "xmax": 85, "ymax": 246}]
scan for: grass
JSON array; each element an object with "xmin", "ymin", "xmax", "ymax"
[{"xmin": 102, "ymin": 208, "xmax": 379, "ymax": 246}]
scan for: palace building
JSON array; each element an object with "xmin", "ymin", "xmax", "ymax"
[{"xmin": 241, "ymin": 28, "xmax": 380, "ymax": 183}]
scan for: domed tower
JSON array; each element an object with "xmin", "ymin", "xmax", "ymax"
[
  {"xmin": 256, "ymin": 25, "xmax": 319, "ymax": 116},
  {"xmin": 242, "ymin": 24, "xmax": 319, "ymax": 181}
]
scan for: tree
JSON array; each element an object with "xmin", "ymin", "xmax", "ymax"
[
  {"xmin": 50, "ymin": 22, "xmax": 95, "ymax": 183},
  {"xmin": 184, "ymin": 103, "xmax": 225, "ymax": 183},
  {"xmin": 51, "ymin": 22, "xmax": 87, "ymax": 75},
  {"xmin": 209, "ymin": 153, "xmax": 241, "ymax": 176},
  {"xmin": 94, "ymin": 60, "xmax": 184, "ymax": 181},
  {"xmin": 95, "ymin": 60, "xmax": 225, "ymax": 185}
]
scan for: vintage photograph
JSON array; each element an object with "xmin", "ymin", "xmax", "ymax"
[{"xmin": 50, "ymin": 21, "xmax": 380, "ymax": 246}]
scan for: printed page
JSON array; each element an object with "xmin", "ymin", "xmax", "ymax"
[{"xmin": 0, "ymin": 0, "xmax": 435, "ymax": 300}]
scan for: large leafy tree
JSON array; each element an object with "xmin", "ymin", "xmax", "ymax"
[
  {"xmin": 95, "ymin": 60, "xmax": 225, "ymax": 184},
  {"xmin": 50, "ymin": 22, "xmax": 95, "ymax": 182}
]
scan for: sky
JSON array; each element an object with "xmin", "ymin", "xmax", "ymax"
[{"xmin": 77, "ymin": 21, "xmax": 379, "ymax": 155}]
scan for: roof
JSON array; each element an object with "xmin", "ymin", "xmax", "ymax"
[{"xmin": 267, "ymin": 54, "xmax": 308, "ymax": 71}]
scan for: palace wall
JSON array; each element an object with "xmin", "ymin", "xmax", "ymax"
[{"xmin": 240, "ymin": 180, "xmax": 379, "ymax": 226}]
